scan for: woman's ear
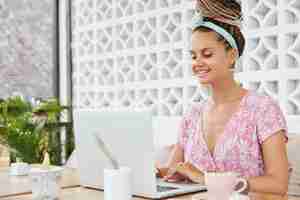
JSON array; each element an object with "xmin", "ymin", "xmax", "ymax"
[{"xmin": 228, "ymin": 48, "xmax": 238, "ymax": 66}]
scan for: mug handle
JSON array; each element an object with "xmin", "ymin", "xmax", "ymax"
[{"xmin": 235, "ymin": 178, "xmax": 248, "ymax": 193}]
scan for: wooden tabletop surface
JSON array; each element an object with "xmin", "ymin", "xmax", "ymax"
[
  {"xmin": 1, "ymin": 187, "xmax": 300, "ymax": 200},
  {"xmin": 0, "ymin": 166, "xmax": 300, "ymax": 200},
  {"xmin": 0, "ymin": 166, "xmax": 80, "ymax": 198}
]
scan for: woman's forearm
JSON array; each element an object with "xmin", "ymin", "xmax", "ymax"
[
  {"xmin": 248, "ymin": 132, "xmax": 289, "ymax": 195},
  {"xmin": 165, "ymin": 143, "xmax": 184, "ymax": 168},
  {"xmin": 248, "ymin": 175, "xmax": 288, "ymax": 195}
]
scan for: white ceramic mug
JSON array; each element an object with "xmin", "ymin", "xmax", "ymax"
[
  {"xmin": 29, "ymin": 166, "xmax": 63, "ymax": 200},
  {"xmin": 204, "ymin": 172, "xmax": 248, "ymax": 200},
  {"xmin": 104, "ymin": 167, "xmax": 132, "ymax": 200}
]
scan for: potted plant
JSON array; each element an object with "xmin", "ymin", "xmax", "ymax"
[{"xmin": 0, "ymin": 96, "xmax": 74, "ymax": 165}]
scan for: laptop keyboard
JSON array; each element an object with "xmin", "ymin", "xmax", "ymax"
[{"xmin": 156, "ymin": 185, "xmax": 178, "ymax": 192}]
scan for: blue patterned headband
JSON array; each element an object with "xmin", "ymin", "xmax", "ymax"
[{"xmin": 192, "ymin": 12, "xmax": 239, "ymax": 57}]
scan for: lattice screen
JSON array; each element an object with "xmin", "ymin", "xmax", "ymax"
[
  {"xmin": 71, "ymin": 0, "xmax": 300, "ymax": 137},
  {"xmin": 239, "ymin": 0, "xmax": 300, "ymax": 133}
]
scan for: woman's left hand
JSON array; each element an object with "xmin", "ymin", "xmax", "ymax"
[{"xmin": 164, "ymin": 162, "xmax": 204, "ymax": 184}]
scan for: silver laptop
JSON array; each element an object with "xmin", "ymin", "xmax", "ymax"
[{"xmin": 73, "ymin": 109, "xmax": 206, "ymax": 199}]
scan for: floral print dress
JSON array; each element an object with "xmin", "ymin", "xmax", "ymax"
[{"xmin": 178, "ymin": 90, "xmax": 288, "ymax": 178}]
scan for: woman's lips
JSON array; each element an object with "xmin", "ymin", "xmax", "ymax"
[{"xmin": 194, "ymin": 69, "xmax": 211, "ymax": 79}]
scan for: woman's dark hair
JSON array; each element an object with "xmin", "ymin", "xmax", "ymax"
[{"xmin": 194, "ymin": 0, "xmax": 245, "ymax": 57}]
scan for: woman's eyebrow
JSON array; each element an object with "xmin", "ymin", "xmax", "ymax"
[{"xmin": 190, "ymin": 48, "xmax": 214, "ymax": 54}]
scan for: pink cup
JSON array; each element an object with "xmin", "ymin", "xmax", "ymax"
[{"xmin": 205, "ymin": 172, "xmax": 247, "ymax": 200}]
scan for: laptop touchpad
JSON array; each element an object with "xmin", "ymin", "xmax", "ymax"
[{"xmin": 157, "ymin": 185, "xmax": 178, "ymax": 192}]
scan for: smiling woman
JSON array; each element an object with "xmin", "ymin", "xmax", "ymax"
[{"xmin": 157, "ymin": 0, "xmax": 289, "ymax": 196}]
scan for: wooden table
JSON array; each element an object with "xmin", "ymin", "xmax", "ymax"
[
  {"xmin": 0, "ymin": 166, "xmax": 299, "ymax": 200},
  {"xmin": 0, "ymin": 166, "xmax": 79, "ymax": 198},
  {"xmin": 1, "ymin": 187, "xmax": 300, "ymax": 200}
]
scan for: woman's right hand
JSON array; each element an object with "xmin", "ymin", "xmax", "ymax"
[
  {"xmin": 156, "ymin": 167, "xmax": 186, "ymax": 182},
  {"xmin": 162, "ymin": 162, "xmax": 205, "ymax": 184},
  {"xmin": 156, "ymin": 167, "xmax": 168, "ymax": 178}
]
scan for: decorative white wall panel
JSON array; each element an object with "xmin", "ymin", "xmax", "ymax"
[
  {"xmin": 71, "ymin": 0, "xmax": 300, "ymax": 140},
  {"xmin": 239, "ymin": 0, "xmax": 300, "ymax": 133}
]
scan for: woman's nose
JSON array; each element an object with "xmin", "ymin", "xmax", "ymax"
[{"xmin": 192, "ymin": 60, "xmax": 203, "ymax": 74}]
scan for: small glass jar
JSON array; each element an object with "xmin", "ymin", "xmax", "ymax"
[{"xmin": 29, "ymin": 166, "xmax": 63, "ymax": 200}]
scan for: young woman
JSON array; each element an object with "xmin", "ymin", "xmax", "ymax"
[{"xmin": 157, "ymin": 0, "xmax": 289, "ymax": 195}]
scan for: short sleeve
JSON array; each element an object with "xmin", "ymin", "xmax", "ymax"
[{"xmin": 255, "ymin": 96, "xmax": 288, "ymax": 144}]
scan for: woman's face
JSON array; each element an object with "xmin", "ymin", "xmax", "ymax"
[{"xmin": 191, "ymin": 30, "xmax": 236, "ymax": 85}]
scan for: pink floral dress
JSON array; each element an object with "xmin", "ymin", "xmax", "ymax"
[{"xmin": 178, "ymin": 90, "xmax": 287, "ymax": 178}]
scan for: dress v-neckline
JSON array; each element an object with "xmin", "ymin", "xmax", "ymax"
[{"xmin": 196, "ymin": 91, "xmax": 250, "ymax": 161}]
